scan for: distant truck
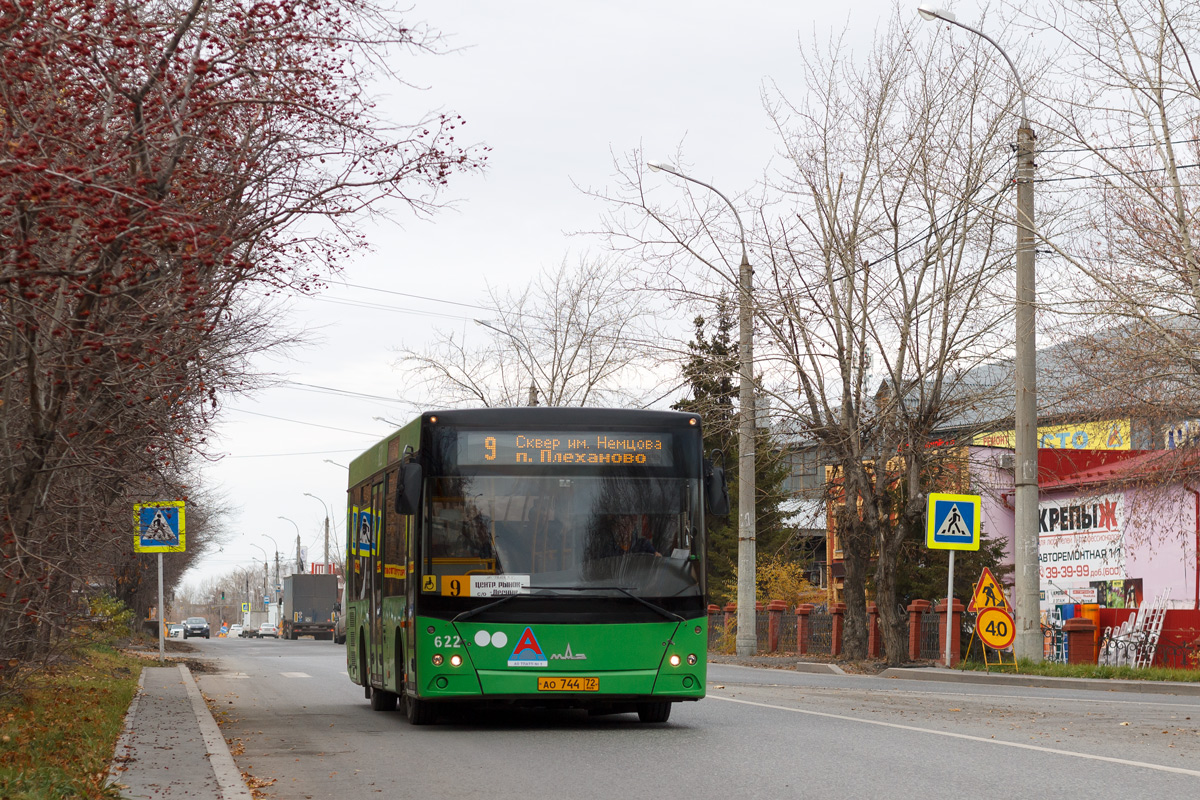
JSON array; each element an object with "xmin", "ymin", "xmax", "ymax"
[{"xmin": 281, "ymin": 574, "xmax": 338, "ymax": 640}]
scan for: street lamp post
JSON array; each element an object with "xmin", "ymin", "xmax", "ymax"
[
  {"xmin": 261, "ymin": 534, "xmax": 281, "ymax": 616},
  {"xmin": 303, "ymin": 492, "xmax": 332, "ymax": 573},
  {"xmin": 475, "ymin": 318, "xmax": 539, "ymax": 406},
  {"xmin": 919, "ymin": 3, "xmax": 1040, "ymax": 661},
  {"xmin": 279, "ymin": 515, "xmax": 303, "ymax": 574},
  {"xmin": 647, "ymin": 160, "xmax": 757, "ymax": 657},
  {"xmin": 249, "ymin": 544, "xmax": 269, "ymax": 610}
]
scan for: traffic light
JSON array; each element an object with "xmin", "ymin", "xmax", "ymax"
[{"xmin": 221, "ymin": 591, "xmax": 225, "ymax": 601}]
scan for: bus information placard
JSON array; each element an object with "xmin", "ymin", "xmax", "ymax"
[{"xmin": 457, "ymin": 431, "xmax": 673, "ymax": 467}]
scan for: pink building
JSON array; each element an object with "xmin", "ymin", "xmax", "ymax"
[{"xmin": 974, "ymin": 447, "xmax": 1200, "ymax": 612}]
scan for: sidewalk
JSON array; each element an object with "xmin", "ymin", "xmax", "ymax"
[{"xmin": 108, "ymin": 664, "xmax": 251, "ymax": 800}]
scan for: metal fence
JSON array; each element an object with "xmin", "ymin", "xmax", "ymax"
[
  {"xmin": 755, "ymin": 610, "xmax": 770, "ymax": 651},
  {"xmin": 808, "ymin": 611, "xmax": 833, "ymax": 655},
  {"xmin": 778, "ymin": 610, "xmax": 798, "ymax": 652},
  {"xmin": 919, "ymin": 610, "xmax": 942, "ymax": 660}
]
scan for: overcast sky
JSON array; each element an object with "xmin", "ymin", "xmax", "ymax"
[{"xmin": 183, "ymin": 0, "xmax": 985, "ymax": 592}]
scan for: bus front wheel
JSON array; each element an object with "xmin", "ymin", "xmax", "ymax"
[
  {"xmin": 636, "ymin": 702, "xmax": 672, "ymax": 723},
  {"xmin": 404, "ymin": 692, "xmax": 437, "ymax": 725}
]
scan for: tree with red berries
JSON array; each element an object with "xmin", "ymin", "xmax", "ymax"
[{"xmin": 0, "ymin": 0, "xmax": 484, "ymax": 679}]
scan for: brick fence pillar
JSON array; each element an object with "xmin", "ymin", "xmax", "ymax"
[
  {"xmin": 723, "ymin": 602, "xmax": 736, "ymax": 633},
  {"xmin": 1064, "ymin": 617, "xmax": 1098, "ymax": 664},
  {"xmin": 907, "ymin": 599, "xmax": 932, "ymax": 661},
  {"xmin": 867, "ymin": 603, "xmax": 881, "ymax": 658},
  {"xmin": 767, "ymin": 600, "xmax": 786, "ymax": 652},
  {"xmin": 796, "ymin": 604, "xmax": 814, "ymax": 655},
  {"xmin": 935, "ymin": 598, "xmax": 965, "ymax": 666},
  {"xmin": 830, "ymin": 603, "xmax": 847, "ymax": 657}
]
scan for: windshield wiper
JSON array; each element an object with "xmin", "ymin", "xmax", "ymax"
[
  {"xmin": 528, "ymin": 585, "xmax": 684, "ymax": 623},
  {"xmin": 451, "ymin": 585, "xmax": 684, "ymax": 623}
]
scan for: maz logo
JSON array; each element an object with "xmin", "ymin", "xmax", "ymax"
[{"xmin": 549, "ymin": 643, "xmax": 587, "ymax": 660}]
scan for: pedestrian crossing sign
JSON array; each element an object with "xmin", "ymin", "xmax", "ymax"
[
  {"xmin": 926, "ymin": 493, "xmax": 981, "ymax": 551},
  {"xmin": 133, "ymin": 501, "xmax": 186, "ymax": 553}
]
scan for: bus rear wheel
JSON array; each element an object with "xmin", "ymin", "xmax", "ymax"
[
  {"xmin": 404, "ymin": 692, "xmax": 437, "ymax": 725},
  {"xmin": 636, "ymin": 701, "xmax": 672, "ymax": 723},
  {"xmin": 369, "ymin": 688, "xmax": 396, "ymax": 711}
]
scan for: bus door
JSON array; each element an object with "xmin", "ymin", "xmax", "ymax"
[{"xmin": 370, "ymin": 478, "xmax": 385, "ymax": 686}]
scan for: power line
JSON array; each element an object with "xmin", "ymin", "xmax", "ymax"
[
  {"xmin": 1039, "ymin": 136, "xmax": 1200, "ymax": 155},
  {"xmin": 280, "ymin": 381, "xmax": 408, "ymax": 404},
  {"xmin": 330, "ymin": 281, "xmax": 497, "ymax": 313},
  {"xmin": 224, "ymin": 408, "xmax": 382, "ymax": 436},
  {"xmin": 1036, "ymin": 162, "xmax": 1200, "ymax": 184},
  {"xmin": 224, "ymin": 448, "xmax": 365, "ymax": 459}
]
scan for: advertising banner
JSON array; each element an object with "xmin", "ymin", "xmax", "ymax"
[{"xmin": 1038, "ymin": 492, "xmax": 1126, "ymax": 592}]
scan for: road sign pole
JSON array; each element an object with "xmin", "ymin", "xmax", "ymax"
[
  {"xmin": 944, "ymin": 550, "xmax": 955, "ymax": 667},
  {"xmin": 157, "ymin": 552, "xmax": 165, "ymax": 664}
]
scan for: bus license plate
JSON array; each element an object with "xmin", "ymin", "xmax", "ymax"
[{"xmin": 537, "ymin": 676, "xmax": 599, "ymax": 692}]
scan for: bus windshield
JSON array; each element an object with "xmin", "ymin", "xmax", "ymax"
[{"xmin": 421, "ymin": 474, "xmax": 703, "ymax": 599}]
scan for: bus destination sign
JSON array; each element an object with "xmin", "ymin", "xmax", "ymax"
[{"xmin": 458, "ymin": 431, "xmax": 673, "ymax": 467}]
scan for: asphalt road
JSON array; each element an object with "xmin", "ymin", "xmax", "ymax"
[{"xmin": 188, "ymin": 637, "xmax": 1200, "ymax": 799}]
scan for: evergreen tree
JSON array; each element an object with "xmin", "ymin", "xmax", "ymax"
[{"xmin": 673, "ymin": 297, "xmax": 798, "ymax": 601}]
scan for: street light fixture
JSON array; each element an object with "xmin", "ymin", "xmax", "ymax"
[
  {"xmin": 303, "ymin": 492, "xmax": 333, "ymax": 573},
  {"xmin": 646, "ymin": 159, "xmax": 757, "ymax": 657},
  {"xmin": 249, "ymin": 544, "xmax": 269, "ymax": 610},
  {"xmin": 475, "ymin": 319, "xmax": 539, "ymax": 406},
  {"xmin": 279, "ymin": 515, "xmax": 303, "ymax": 574},
  {"xmin": 260, "ymin": 534, "xmax": 280, "ymax": 623},
  {"xmin": 323, "ymin": 458, "xmax": 347, "ymax": 469},
  {"xmin": 919, "ymin": 2, "xmax": 1040, "ymax": 661}
]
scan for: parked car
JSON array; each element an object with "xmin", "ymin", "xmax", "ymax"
[
  {"xmin": 256, "ymin": 623, "xmax": 278, "ymax": 639},
  {"xmin": 167, "ymin": 623, "xmax": 185, "ymax": 639},
  {"xmin": 183, "ymin": 617, "xmax": 210, "ymax": 639},
  {"xmin": 227, "ymin": 624, "xmax": 243, "ymax": 638}
]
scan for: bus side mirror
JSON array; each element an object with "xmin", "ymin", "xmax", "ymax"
[
  {"xmin": 705, "ymin": 464, "xmax": 730, "ymax": 516},
  {"xmin": 396, "ymin": 462, "xmax": 423, "ymax": 515}
]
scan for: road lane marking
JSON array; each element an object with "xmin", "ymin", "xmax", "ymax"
[
  {"xmin": 709, "ymin": 694, "xmax": 1200, "ymax": 777},
  {"xmin": 711, "ymin": 665, "xmax": 1198, "ymax": 707},
  {"xmin": 280, "ymin": 672, "xmax": 311, "ymax": 678}
]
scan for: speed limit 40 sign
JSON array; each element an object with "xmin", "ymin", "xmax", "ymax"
[{"xmin": 977, "ymin": 606, "xmax": 1016, "ymax": 650}]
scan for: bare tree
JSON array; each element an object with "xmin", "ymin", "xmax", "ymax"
[
  {"xmin": 398, "ymin": 255, "xmax": 666, "ymax": 408},
  {"xmin": 1020, "ymin": 0, "xmax": 1200, "ymax": 420},
  {"xmin": 602, "ymin": 9, "xmax": 1025, "ymax": 662}
]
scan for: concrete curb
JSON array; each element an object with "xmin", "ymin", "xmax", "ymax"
[
  {"xmin": 794, "ymin": 661, "xmax": 846, "ymax": 675},
  {"xmin": 878, "ymin": 666, "xmax": 1200, "ymax": 696},
  {"xmin": 106, "ymin": 667, "xmax": 146, "ymax": 791},
  {"xmin": 181, "ymin": 664, "xmax": 253, "ymax": 800}
]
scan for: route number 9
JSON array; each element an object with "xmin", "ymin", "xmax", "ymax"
[{"xmin": 485, "ymin": 436, "xmax": 496, "ymax": 461}]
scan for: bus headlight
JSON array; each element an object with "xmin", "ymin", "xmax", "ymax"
[
  {"xmin": 687, "ymin": 653, "xmax": 698, "ymax": 665},
  {"xmin": 668, "ymin": 654, "xmax": 681, "ymax": 667},
  {"xmin": 449, "ymin": 654, "xmax": 462, "ymax": 667},
  {"xmin": 432, "ymin": 654, "xmax": 444, "ymax": 666}
]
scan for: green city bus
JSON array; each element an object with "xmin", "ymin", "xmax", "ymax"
[{"xmin": 341, "ymin": 407, "xmax": 728, "ymax": 724}]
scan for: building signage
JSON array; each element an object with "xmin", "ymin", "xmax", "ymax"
[
  {"xmin": 1038, "ymin": 492, "xmax": 1126, "ymax": 586},
  {"xmin": 974, "ymin": 419, "xmax": 1130, "ymax": 451}
]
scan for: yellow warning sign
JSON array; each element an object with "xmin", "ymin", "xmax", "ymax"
[
  {"xmin": 422, "ymin": 575, "xmax": 437, "ymax": 592},
  {"xmin": 977, "ymin": 607, "xmax": 1015, "ymax": 650},
  {"xmin": 968, "ymin": 567, "xmax": 1009, "ymax": 612}
]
